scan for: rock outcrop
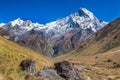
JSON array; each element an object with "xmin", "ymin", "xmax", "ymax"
[
  {"xmin": 0, "ymin": 28, "xmax": 12, "ymax": 40},
  {"xmin": 35, "ymin": 69, "xmax": 64, "ymax": 79},
  {"xmin": 54, "ymin": 60, "xmax": 83, "ymax": 80},
  {"xmin": 19, "ymin": 59, "xmax": 36, "ymax": 74}
]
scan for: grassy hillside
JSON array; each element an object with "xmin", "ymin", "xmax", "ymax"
[
  {"xmin": 0, "ymin": 36, "xmax": 52, "ymax": 80},
  {"xmin": 56, "ymin": 18, "xmax": 120, "ymax": 59},
  {"xmin": 72, "ymin": 18, "xmax": 120, "ymax": 56},
  {"xmin": 56, "ymin": 18, "xmax": 120, "ymax": 80}
]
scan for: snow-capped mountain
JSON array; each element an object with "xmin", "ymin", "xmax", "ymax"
[
  {"xmin": 0, "ymin": 8, "xmax": 107, "ymax": 56},
  {"xmin": 1, "ymin": 8, "xmax": 106, "ymax": 40}
]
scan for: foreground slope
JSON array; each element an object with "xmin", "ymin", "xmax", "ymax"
[
  {"xmin": 56, "ymin": 18, "xmax": 120, "ymax": 80},
  {"xmin": 0, "ymin": 36, "xmax": 52, "ymax": 80}
]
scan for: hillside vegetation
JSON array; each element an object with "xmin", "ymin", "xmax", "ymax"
[
  {"xmin": 56, "ymin": 18, "xmax": 120, "ymax": 80},
  {"xmin": 0, "ymin": 36, "xmax": 52, "ymax": 80}
]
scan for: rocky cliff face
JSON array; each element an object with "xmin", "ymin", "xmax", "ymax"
[
  {"xmin": 17, "ymin": 30, "xmax": 54, "ymax": 56},
  {"xmin": 51, "ymin": 28, "xmax": 94, "ymax": 56}
]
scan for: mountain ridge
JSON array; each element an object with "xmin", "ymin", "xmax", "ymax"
[
  {"xmin": 0, "ymin": 8, "xmax": 107, "ymax": 56},
  {"xmin": 56, "ymin": 18, "xmax": 120, "ymax": 59}
]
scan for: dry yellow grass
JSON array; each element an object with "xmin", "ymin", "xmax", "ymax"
[
  {"xmin": 56, "ymin": 46, "xmax": 120, "ymax": 80},
  {"xmin": 55, "ymin": 18, "xmax": 120, "ymax": 79},
  {"xmin": 0, "ymin": 36, "xmax": 52, "ymax": 80}
]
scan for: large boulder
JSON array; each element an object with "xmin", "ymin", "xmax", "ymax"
[
  {"xmin": 35, "ymin": 69, "xmax": 64, "ymax": 80},
  {"xmin": 54, "ymin": 60, "xmax": 83, "ymax": 80},
  {"xmin": 19, "ymin": 59, "xmax": 36, "ymax": 74}
]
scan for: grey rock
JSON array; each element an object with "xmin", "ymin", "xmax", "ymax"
[
  {"xmin": 19, "ymin": 59, "xmax": 36, "ymax": 74},
  {"xmin": 35, "ymin": 69, "xmax": 64, "ymax": 80},
  {"xmin": 54, "ymin": 60, "xmax": 83, "ymax": 80}
]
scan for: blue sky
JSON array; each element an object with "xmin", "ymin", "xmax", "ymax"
[{"xmin": 0, "ymin": 0, "xmax": 119, "ymax": 24}]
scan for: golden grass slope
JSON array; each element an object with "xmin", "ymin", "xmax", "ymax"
[
  {"xmin": 55, "ymin": 18, "xmax": 120, "ymax": 80},
  {"xmin": 0, "ymin": 36, "xmax": 52, "ymax": 80}
]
